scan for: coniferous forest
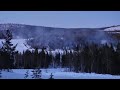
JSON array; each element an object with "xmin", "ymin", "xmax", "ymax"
[{"xmin": 1, "ymin": 30, "xmax": 120, "ymax": 75}]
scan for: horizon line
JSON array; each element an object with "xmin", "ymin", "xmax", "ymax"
[{"xmin": 0, "ymin": 23, "xmax": 120, "ymax": 29}]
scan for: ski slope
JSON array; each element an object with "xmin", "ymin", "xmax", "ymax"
[
  {"xmin": 0, "ymin": 39, "xmax": 31, "ymax": 53},
  {"xmin": 1, "ymin": 69, "xmax": 120, "ymax": 79}
]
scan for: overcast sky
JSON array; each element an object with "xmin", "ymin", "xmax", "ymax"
[{"xmin": 0, "ymin": 11, "xmax": 120, "ymax": 28}]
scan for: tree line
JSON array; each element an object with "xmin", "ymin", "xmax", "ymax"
[{"xmin": 1, "ymin": 30, "xmax": 120, "ymax": 75}]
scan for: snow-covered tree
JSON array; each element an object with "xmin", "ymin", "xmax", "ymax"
[{"xmin": 31, "ymin": 68, "xmax": 42, "ymax": 79}]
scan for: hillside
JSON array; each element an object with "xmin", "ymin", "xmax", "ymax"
[
  {"xmin": 0, "ymin": 23, "xmax": 120, "ymax": 49},
  {"xmin": 0, "ymin": 39, "xmax": 31, "ymax": 53}
]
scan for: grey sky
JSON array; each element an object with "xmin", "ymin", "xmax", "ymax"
[{"xmin": 0, "ymin": 11, "xmax": 120, "ymax": 28}]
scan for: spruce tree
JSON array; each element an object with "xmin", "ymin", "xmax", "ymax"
[
  {"xmin": 33, "ymin": 48, "xmax": 39, "ymax": 68},
  {"xmin": 49, "ymin": 73, "xmax": 54, "ymax": 79},
  {"xmin": 1, "ymin": 30, "xmax": 17, "ymax": 69}
]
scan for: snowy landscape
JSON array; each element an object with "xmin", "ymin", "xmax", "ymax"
[
  {"xmin": 1, "ymin": 69, "xmax": 120, "ymax": 79},
  {"xmin": 0, "ymin": 24, "xmax": 120, "ymax": 79},
  {"xmin": 1, "ymin": 11, "xmax": 120, "ymax": 79}
]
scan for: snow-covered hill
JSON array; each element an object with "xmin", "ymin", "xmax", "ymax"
[
  {"xmin": 0, "ymin": 23, "xmax": 120, "ymax": 49},
  {"xmin": 1, "ymin": 69, "xmax": 120, "ymax": 79},
  {"xmin": 0, "ymin": 39, "xmax": 31, "ymax": 53},
  {"xmin": 0, "ymin": 23, "xmax": 109, "ymax": 49},
  {"xmin": 104, "ymin": 25, "xmax": 120, "ymax": 31},
  {"xmin": 0, "ymin": 39, "xmax": 65, "ymax": 55}
]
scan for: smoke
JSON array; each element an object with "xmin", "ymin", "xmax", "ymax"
[{"xmin": 85, "ymin": 30, "xmax": 116, "ymax": 44}]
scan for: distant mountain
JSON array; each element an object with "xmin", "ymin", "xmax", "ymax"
[
  {"xmin": 0, "ymin": 23, "xmax": 120, "ymax": 49},
  {"xmin": 0, "ymin": 23, "xmax": 102, "ymax": 38}
]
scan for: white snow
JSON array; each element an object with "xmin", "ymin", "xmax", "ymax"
[
  {"xmin": 0, "ymin": 39, "xmax": 68, "ymax": 55},
  {"xmin": 1, "ymin": 68, "xmax": 120, "ymax": 79},
  {"xmin": 107, "ymin": 32, "xmax": 120, "ymax": 34},
  {"xmin": 104, "ymin": 26, "xmax": 120, "ymax": 31},
  {"xmin": 0, "ymin": 39, "xmax": 31, "ymax": 53}
]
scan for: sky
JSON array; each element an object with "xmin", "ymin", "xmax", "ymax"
[{"xmin": 0, "ymin": 11, "xmax": 120, "ymax": 28}]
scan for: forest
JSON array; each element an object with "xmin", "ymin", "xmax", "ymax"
[{"xmin": 0, "ymin": 30, "xmax": 120, "ymax": 75}]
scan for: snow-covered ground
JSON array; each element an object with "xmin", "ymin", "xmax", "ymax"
[
  {"xmin": 0, "ymin": 39, "xmax": 68, "ymax": 55},
  {"xmin": 1, "ymin": 68, "xmax": 120, "ymax": 79},
  {"xmin": 104, "ymin": 26, "xmax": 120, "ymax": 31},
  {"xmin": 0, "ymin": 39, "xmax": 44, "ymax": 52},
  {"xmin": 0, "ymin": 39, "xmax": 120, "ymax": 79},
  {"xmin": 0, "ymin": 39, "xmax": 31, "ymax": 53}
]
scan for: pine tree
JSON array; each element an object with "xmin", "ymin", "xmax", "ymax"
[
  {"xmin": 33, "ymin": 48, "xmax": 39, "ymax": 68},
  {"xmin": 23, "ymin": 50, "xmax": 32, "ymax": 68},
  {"xmin": 40, "ymin": 47, "xmax": 46, "ymax": 68},
  {"xmin": 1, "ymin": 30, "xmax": 17, "ymax": 69},
  {"xmin": 49, "ymin": 73, "xmax": 54, "ymax": 79},
  {"xmin": 55, "ymin": 53, "xmax": 60, "ymax": 67}
]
